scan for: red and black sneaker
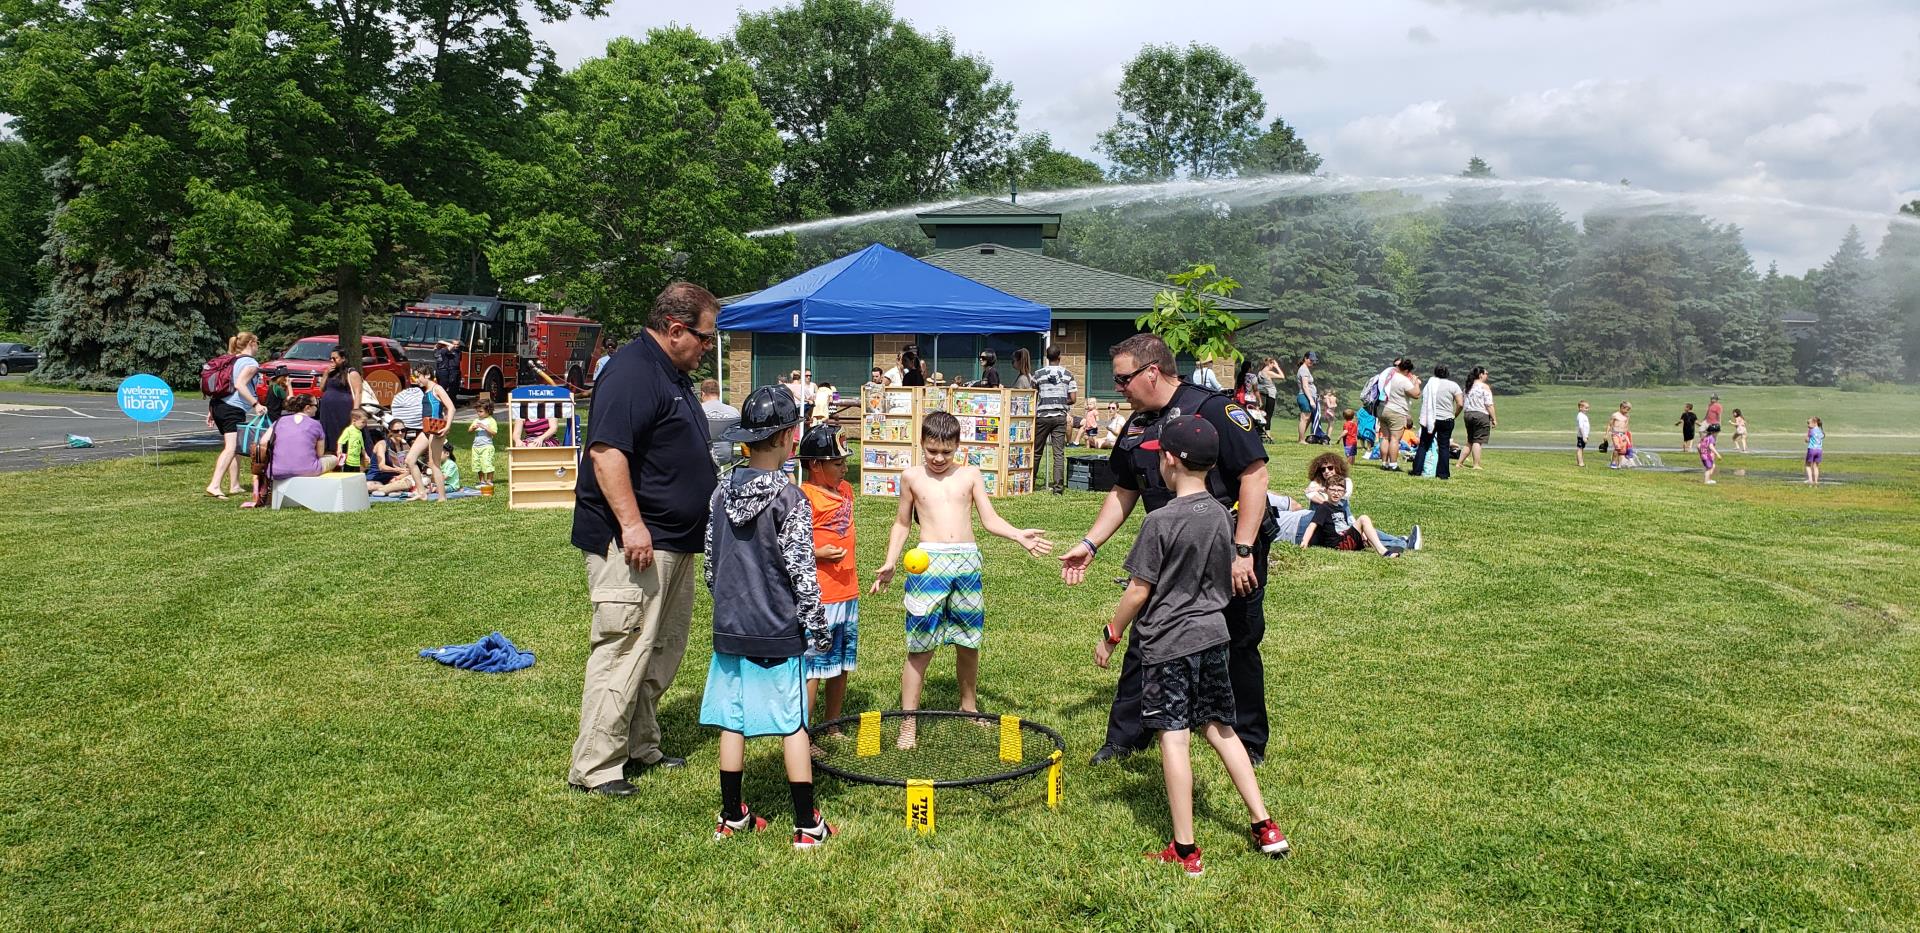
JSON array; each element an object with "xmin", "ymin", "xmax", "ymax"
[
  {"xmin": 1252, "ymin": 820, "xmax": 1291, "ymax": 858},
  {"xmin": 792, "ymin": 810, "xmax": 837, "ymax": 850},
  {"xmin": 1149, "ymin": 841, "xmax": 1205, "ymax": 877},
  {"xmin": 714, "ymin": 806, "xmax": 769, "ymax": 840}
]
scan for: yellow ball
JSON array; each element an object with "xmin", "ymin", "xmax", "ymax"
[{"xmin": 903, "ymin": 548, "xmax": 931, "ymax": 575}]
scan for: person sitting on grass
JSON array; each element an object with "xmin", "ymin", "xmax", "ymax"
[
  {"xmin": 263, "ymin": 394, "xmax": 337, "ymax": 483},
  {"xmin": 1092, "ymin": 415, "xmax": 1291, "ymax": 875},
  {"xmin": 366, "ymin": 419, "xmax": 412, "ymax": 492},
  {"xmin": 701, "ymin": 386, "xmax": 837, "ymax": 849},
  {"xmin": 797, "ymin": 424, "xmax": 860, "ymax": 744},
  {"xmin": 870, "ymin": 411, "xmax": 1054, "ymax": 750},
  {"xmin": 1300, "ymin": 453, "xmax": 1407, "ymax": 557}
]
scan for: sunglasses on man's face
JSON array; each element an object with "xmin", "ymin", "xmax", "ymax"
[
  {"xmin": 677, "ymin": 321, "xmax": 717, "ymax": 345},
  {"xmin": 1112, "ymin": 362, "xmax": 1156, "ymax": 388}
]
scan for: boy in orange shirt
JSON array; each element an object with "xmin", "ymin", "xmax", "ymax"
[{"xmin": 798, "ymin": 424, "xmax": 859, "ymax": 729}]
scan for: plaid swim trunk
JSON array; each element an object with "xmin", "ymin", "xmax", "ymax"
[
  {"xmin": 1141, "ymin": 643, "xmax": 1236, "ymax": 733},
  {"xmin": 903, "ymin": 544, "xmax": 984, "ymax": 653},
  {"xmin": 804, "ymin": 599, "xmax": 859, "ymax": 680}
]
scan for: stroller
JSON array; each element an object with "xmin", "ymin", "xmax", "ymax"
[{"xmin": 1305, "ymin": 398, "xmax": 1331, "ymax": 445}]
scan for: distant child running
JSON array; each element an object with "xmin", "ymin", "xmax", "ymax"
[
  {"xmin": 1731, "ymin": 409, "xmax": 1749, "ymax": 452},
  {"xmin": 702, "ymin": 386, "xmax": 837, "ymax": 849},
  {"xmin": 1341, "ymin": 408, "xmax": 1359, "ymax": 464},
  {"xmin": 798, "ymin": 424, "xmax": 860, "ymax": 734},
  {"xmin": 1676, "ymin": 403, "xmax": 1698, "ymax": 453},
  {"xmin": 872, "ymin": 411, "xmax": 1054, "ymax": 749},
  {"xmin": 1699, "ymin": 422, "xmax": 1719, "ymax": 484},
  {"xmin": 1805, "ymin": 417, "xmax": 1823, "ymax": 485},
  {"xmin": 468, "ymin": 399, "xmax": 498, "ymax": 489},
  {"xmin": 1093, "ymin": 415, "xmax": 1290, "ymax": 875},
  {"xmin": 1575, "ymin": 400, "xmax": 1591, "ymax": 467}
]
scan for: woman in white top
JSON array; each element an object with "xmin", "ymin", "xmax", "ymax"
[
  {"xmin": 1457, "ymin": 366, "xmax": 1496, "ymax": 470},
  {"xmin": 1088, "ymin": 402, "xmax": 1126, "ymax": 450}
]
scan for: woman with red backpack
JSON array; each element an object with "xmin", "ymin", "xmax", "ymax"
[{"xmin": 203, "ymin": 332, "xmax": 263, "ymax": 501}]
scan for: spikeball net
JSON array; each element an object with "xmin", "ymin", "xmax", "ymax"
[{"xmin": 808, "ymin": 710, "xmax": 1067, "ymax": 834}]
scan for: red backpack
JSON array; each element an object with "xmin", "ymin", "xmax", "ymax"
[{"xmin": 201, "ymin": 353, "xmax": 238, "ymax": 398}]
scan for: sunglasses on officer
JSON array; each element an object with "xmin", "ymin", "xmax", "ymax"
[{"xmin": 1112, "ymin": 361, "xmax": 1157, "ymax": 388}]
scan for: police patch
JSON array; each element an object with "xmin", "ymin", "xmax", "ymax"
[{"xmin": 1226, "ymin": 405, "xmax": 1254, "ymax": 431}]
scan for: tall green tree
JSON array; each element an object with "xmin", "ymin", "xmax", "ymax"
[
  {"xmin": 1240, "ymin": 117, "xmax": 1322, "ymax": 176},
  {"xmin": 1246, "ymin": 196, "xmax": 1407, "ymax": 388},
  {"xmin": 0, "ymin": 139, "xmax": 51, "ymax": 332},
  {"xmin": 1718, "ymin": 261, "xmax": 1797, "ymax": 384},
  {"xmin": 1877, "ymin": 201, "xmax": 1920, "ymax": 381},
  {"xmin": 1461, "ymin": 156, "xmax": 1494, "ymax": 178},
  {"xmin": 1096, "ymin": 43, "xmax": 1264, "ymax": 181},
  {"xmin": 1411, "ymin": 185, "xmax": 1562, "ymax": 388},
  {"xmin": 1010, "ymin": 133, "xmax": 1105, "ymax": 194},
  {"xmin": 1810, "ymin": 226, "xmax": 1900, "ymax": 384},
  {"xmin": 29, "ymin": 162, "xmax": 234, "ymax": 389},
  {"xmin": 733, "ymin": 0, "xmax": 1018, "ymax": 221},
  {"xmin": 490, "ymin": 30, "xmax": 789, "ymax": 335}
]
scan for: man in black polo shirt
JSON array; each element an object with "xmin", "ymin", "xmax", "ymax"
[
  {"xmin": 567, "ymin": 283, "xmax": 721, "ymax": 796},
  {"xmin": 1059, "ymin": 334, "xmax": 1276, "ymax": 765}
]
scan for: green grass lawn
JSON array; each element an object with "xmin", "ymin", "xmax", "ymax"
[
  {"xmin": 4, "ymin": 441, "xmax": 1919, "ymax": 930},
  {"xmin": 1471, "ymin": 384, "xmax": 1920, "ymax": 455}
]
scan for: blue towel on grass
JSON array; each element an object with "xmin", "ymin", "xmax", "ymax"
[{"xmin": 419, "ymin": 632, "xmax": 535, "ymax": 673}]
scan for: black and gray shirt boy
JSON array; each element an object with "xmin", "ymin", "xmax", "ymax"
[{"xmin": 1121, "ymin": 491, "xmax": 1234, "ymax": 665}]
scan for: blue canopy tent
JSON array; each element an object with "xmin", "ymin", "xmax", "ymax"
[{"xmin": 717, "ymin": 243, "xmax": 1050, "ymax": 398}]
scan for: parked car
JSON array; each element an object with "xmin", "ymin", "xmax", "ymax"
[
  {"xmin": 0, "ymin": 342, "xmax": 41, "ymax": 376},
  {"xmin": 265, "ymin": 336, "xmax": 413, "ymax": 409}
]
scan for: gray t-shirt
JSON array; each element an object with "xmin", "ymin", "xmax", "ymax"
[{"xmin": 1122, "ymin": 492, "xmax": 1234, "ymax": 665}]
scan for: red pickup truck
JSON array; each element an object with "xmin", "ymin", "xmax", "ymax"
[{"xmin": 264, "ymin": 335, "xmax": 414, "ymax": 408}]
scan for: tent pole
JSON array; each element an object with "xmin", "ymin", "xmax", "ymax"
[
  {"xmin": 716, "ymin": 331, "xmax": 724, "ymax": 401},
  {"xmin": 800, "ymin": 332, "xmax": 808, "ymax": 389}
]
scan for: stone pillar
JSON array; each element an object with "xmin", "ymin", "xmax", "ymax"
[
  {"xmin": 1056, "ymin": 320, "xmax": 1089, "ymax": 416},
  {"xmin": 872, "ymin": 333, "xmax": 915, "ymax": 374}
]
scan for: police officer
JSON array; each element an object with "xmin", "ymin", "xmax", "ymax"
[{"xmin": 1059, "ymin": 334, "xmax": 1276, "ymax": 765}]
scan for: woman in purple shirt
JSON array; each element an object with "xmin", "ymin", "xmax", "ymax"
[{"xmin": 265, "ymin": 395, "xmax": 337, "ymax": 482}]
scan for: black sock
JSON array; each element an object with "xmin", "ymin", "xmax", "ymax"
[
  {"xmin": 790, "ymin": 780, "xmax": 816, "ymax": 828},
  {"xmin": 1174, "ymin": 840, "xmax": 1199, "ymax": 858},
  {"xmin": 720, "ymin": 770, "xmax": 744, "ymax": 821},
  {"xmin": 1252, "ymin": 818, "xmax": 1272, "ymax": 834}
]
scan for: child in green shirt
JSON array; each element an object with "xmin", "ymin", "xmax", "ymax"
[{"xmin": 336, "ymin": 409, "xmax": 369, "ymax": 471}]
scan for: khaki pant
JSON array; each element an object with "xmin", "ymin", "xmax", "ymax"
[{"xmin": 568, "ymin": 544, "xmax": 698, "ymax": 787}]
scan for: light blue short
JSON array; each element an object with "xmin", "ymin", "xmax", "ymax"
[
  {"xmin": 699, "ymin": 653, "xmax": 806, "ymax": 738},
  {"xmin": 804, "ymin": 599, "xmax": 859, "ymax": 680}
]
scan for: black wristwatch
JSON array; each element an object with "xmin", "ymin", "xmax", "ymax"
[{"xmin": 1234, "ymin": 543, "xmax": 1254, "ymax": 558}]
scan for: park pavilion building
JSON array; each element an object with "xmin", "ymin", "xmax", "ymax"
[{"xmin": 719, "ymin": 199, "xmax": 1269, "ymax": 409}]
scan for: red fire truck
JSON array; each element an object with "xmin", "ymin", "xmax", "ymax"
[{"xmin": 389, "ymin": 294, "xmax": 605, "ymax": 401}]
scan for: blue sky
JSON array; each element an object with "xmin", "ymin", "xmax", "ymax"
[{"xmin": 535, "ymin": 0, "xmax": 1920, "ymax": 273}]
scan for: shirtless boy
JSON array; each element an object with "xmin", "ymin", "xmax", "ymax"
[
  {"xmin": 871, "ymin": 411, "xmax": 1054, "ymax": 748},
  {"xmin": 1608, "ymin": 402, "xmax": 1632, "ymax": 470}
]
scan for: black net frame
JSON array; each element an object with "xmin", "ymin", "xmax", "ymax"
[{"xmin": 807, "ymin": 710, "xmax": 1067, "ymax": 790}]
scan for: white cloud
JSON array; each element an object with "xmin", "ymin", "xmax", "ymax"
[
  {"xmin": 1416, "ymin": 0, "xmax": 1632, "ymax": 14},
  {"xmin": 1240, "ymin": 39, "xmax": 1327, "ymax": 72},
  {"xmin": 1407, "ymin": 25, "xmax": 1440, "ymax": 45}
]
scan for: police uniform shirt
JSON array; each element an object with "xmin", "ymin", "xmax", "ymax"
[
  {"xmin": 571, "ymin": 330, "xmax": 717, "ymax": 555},
  {"xmin": 1110, "ymin": 381, "xmax": 1268, "ymax": 514}
]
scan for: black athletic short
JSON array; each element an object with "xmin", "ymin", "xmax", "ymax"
[
  {"xmin": 1141, "ymin": 644, "xmax": 1236, "ymax": 733},
  {"xmin": 1575, "ymin": 436, "xmax": 1587, "ymax": 450},
  {"xmin": 210, "ymin": 401, "xmax": 246, "ymax": 435}
]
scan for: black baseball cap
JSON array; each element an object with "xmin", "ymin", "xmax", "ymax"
[
  {"xmin": 1141, "ymin": 414, "xmax": 1219, "ymax": 467},
  {"xmin": 721, "ymin": 385, "xmax": 802, "ymax": 442}
]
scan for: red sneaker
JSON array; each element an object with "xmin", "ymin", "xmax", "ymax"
[
  {"xmin": 714, "ymin": 806, "xmax": 769, "ymax": 840},
  {"xmin": 1149, "ymin": 841, "xmax": 1205, "ymax": 876},
  {"xmin": 1252, "ymin": 820, "xmax": 1291, "ymax": 858},
  {"xmin": 793, "ymin": 810, "xmax": 837, "ymax": 850}
]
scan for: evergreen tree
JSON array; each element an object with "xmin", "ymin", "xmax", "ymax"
[
  {"xmin": 1240, "ymin": 118, "xmax": 1323, "ymax": 176},
  {"xmin": 1246, "ymin": 197, "xmax": 1407, "ymax": 388},
  {"xmin": 1411, "ymin": 189, "xmax": 1552, "ymax": 387},
  {"xmin": 30, "ymin": 162, "xmax": 234, "ymax": 389},
  {"xmin": 1876, "ymin": 201, "xmax": 1920, "ymax": 381},
  {"xmin": 0, "ymin": 140, "xmax": 51, "ymax": 332},
  {"xmin": 1461, "ymin": 156, "xmax": 1494, "ymax": 178},
  {"xmin": 1718, "ymin": 261, "xmax": 1797, "ymax": 384},
  {"xmin": 1556, "ymin": 212, "xmax": 1682, "ymax": 384},
  {"xmin": 1810, "ymin": 226, "xmax": 1900, "ymax": 384}
]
